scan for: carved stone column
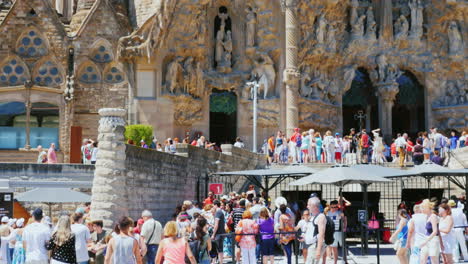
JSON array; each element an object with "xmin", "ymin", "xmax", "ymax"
[
  {"xmin": 281, "ymin": 0, "xmax": 300, "ymax": 137},
  {"xmin": 378, "ymin": 0, "xmax": 393, "ymax": 42},
  {"xmin": 90, "ymin": 108, "xmax": 128, "ymax": 229},
  {"xmin": 375, "ymin": 83, "xmax": 399, "ymax": 142}
]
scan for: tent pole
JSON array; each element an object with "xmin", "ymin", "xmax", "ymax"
[
  {"xmin": 362, "ymin": 183, "xmax": 369, "ymax": 255},
  {"xmin": 340, "ymin": 187, "xmax": 347, "ymax": 263},
  {"xmin": 427, "ymin": 178, "xmax": 431, "ymax": 198}
]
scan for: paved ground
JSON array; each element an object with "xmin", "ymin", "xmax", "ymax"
[{"xmin": 222, "ymin": 243, "xmax": 468, "ymax": 263}]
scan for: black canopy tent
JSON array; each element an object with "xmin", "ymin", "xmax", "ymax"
[{"xmin": 211, "ymin": 165, "xmax": 318, "ymax": 198}]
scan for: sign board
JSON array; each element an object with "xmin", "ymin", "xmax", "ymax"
[
  {"xmin": 358, "ymin": 210, "xmax": 367, "ymax": 222},
  {"xmin": 0, "ymin": 193, "xmax": 13, "ymax": 218},
  {"xmin": 209, "ymin": 183, "xmax": 224, "ymax": 195}
]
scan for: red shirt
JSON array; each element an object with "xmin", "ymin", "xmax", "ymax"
[
  {"xmin": 361, "ymin": 134, "xmax": 369, "ymax": 148},
  {"xmin": 406, "ymin": 140, "xmax": 414, "ymax": 152},
  {"xmin": 391, "ymin": 143, "xmax": 397, "ymax": 155},
  {"xmin": 290, "ymin": 132, "xmax": 300, "ymax": 143},
  {"xmin": 204, "ymin": 196, "xmax": 214, "ymax": 205}
]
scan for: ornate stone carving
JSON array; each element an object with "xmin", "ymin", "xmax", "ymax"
[
  {"xmin": 165, "ymin": 56, "xmax": 184, "ymax": 94},
  {"xmin": 350, "ymin": 0, "xmax": 366, "ymax": 41},
  {"xmin": 394, "ymin": 15, "xmax": 409, "ymax": 40},
  {"xmin": 245, "ymin": 53, "xmax": 276, "ymax": 99},
  {"xmin": 448, "ymin": 21, "xmax": 464, "ymax": 57},
  {"xmin": 243, "ymin": 99, "xmax": 280, "ymax": 128},
  {"xmin": 326, "ymin": 22, "xmax": 338, "ymax": 53},
  {"xmin": 316, "ymin": 14, "xmax": 327, "ymax": 46},
  {"xmin": 408, "ymin": 0, "xmax": 423, "ymax": 40},
  {"xmin": 299, "ymin": 97, "xmax": 340, "ymax": 130},
  {"xmin": 370, "ymin": 54, "xmax": 402, "ymax": 85},
  {"xmin": 172, "ymin": 95, "xmax": 203, "ymax": 126},
  {"xmin": 433, "ymin": 80, "xmax": 467, "ymax": 107},
  {"xmin": 365, "ymin": 7, "xmax": 377, "ymax": 42},
  {"xmin": 118, "ymin": 1, "xmax": 178, "ymax": 60}
]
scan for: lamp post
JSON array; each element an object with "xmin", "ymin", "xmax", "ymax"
[
  {"xmin": 246, "ymin": 74, "xmax": 261, "ymax": 153},
  {"xmin": 24, "ymin": 80, "xmax": 33, "ymax": 150},
  {"xmin": 354, "ymin": 110, "xmax": 367, "ymax": 132}
]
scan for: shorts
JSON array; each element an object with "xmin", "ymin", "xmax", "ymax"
[
  {"xmin": 441, "ymin": 234, "xmax": 455, "ymax": 254},
  {"xmin": 420, "ymin": 236, "xmax": 440, "ymax": 257},
  {"xmin": 260, "ymin": 238, "xmax": 275, "ymax": 256},
  {"xmin": 268, "ymin": 150, "xmax": 274, "ymax": 157},
  {"xmin": 330, "ymin": 232, "xmax": 343, "ymax": 247},
  {"xmin": 302, "ymin": 149, "xmax": 308, "ymax": 154},
  {"xmin": 423, "ymin": 148, "xmax": 431, "ymax": 154},
  {"xmin": 214, "ymin": 234, "xmax": 225, "ymax": 251},
  {"xmin": 361, "ymin": 147, "xmax": 368, "ymax": 155},
  {"xmin": 335, "ymin": 152, "xmax": 341, "ymax": 160}
]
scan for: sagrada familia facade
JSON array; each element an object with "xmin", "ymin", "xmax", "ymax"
[{"xmin": 0, "ymin": 0, "xmax": 466, "ymax": 162}]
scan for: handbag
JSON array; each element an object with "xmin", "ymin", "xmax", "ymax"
[{"xmin": 367, "ymin": 212, "xmax": 379, "ymax": 230}]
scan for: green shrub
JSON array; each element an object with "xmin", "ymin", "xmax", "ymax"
[{"xmin": 124, "ymin": 124, "xmax": 153, "ymax": 146}]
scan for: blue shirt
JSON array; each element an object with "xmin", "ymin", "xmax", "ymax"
[
  {"xmin": 315, "ymin": 137, "xmax": 323, "ymax": 148},
  {"xmin": 450, "ymin": 136, "xmax": 458, "ymax": 149}
]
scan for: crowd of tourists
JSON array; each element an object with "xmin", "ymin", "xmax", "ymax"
[
  {"xmin": 262, "ymin": 127, "xmax": 467, "ymax": 167},
  {"xmin": 391, "ymin": 196, "xmax": 468, "ymax": 264},
  {"xmin": 129, "ymin": 135, "xmax": 226, "ymax": 153}
]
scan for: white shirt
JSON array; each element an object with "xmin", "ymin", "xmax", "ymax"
[
  {"xmin": 22, "ymin": 222, "xmax": 51, "ymax": 261},
  {"xmin": 71, "ymin": 223, "xmax": 91, "ymax": 262},
  {"xmin": 297, "ymin": 219, "xmax": 308, "ymax": 233},
  {"xmin": 412, "ymin": 213, "xmax": 427, "ymax": 247},
  {"xmin": 452, "ymin": 207, "xmax": 467, "ymax": 228},
  {"xmin": 234, "ymin": 142, "xmax": 244, "ymax": 148},
  {"xmin": 395, "ymin": 137, "xmax": 407, "ymax": 148},
  {"xmin": 91, "ymin": 147, "xmax": 98, "ymax": 162},
  {"xmin": 434, "ymin": 133, "xmax": 443, "ymax": 148}
]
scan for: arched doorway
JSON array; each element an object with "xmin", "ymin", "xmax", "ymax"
[
  {"xmin": 342, "ymin": 68, "xmax": 378, "ymax": 134},
  {"xmin": 393, "ymin": 71, "xmax": 425, "ymax": 138},
  {"xmin": 209, "ymin": 89, "xmax": 237, "ymax": 145}
]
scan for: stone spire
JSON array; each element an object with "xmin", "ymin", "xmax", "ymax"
[
  {"xmin": 281, "ymin": 0, "xmax": 300, "ymax": 137},
  {"xmin": 90, "ymin": 108, "xmax": 129, "ymax": 229}
]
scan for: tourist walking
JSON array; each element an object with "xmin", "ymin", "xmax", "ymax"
[
  {"xmin": 236, "ymin": 210, "xmax": 258, "ymax": 264},
  {"xmin": 155, "ymin": 221, "xmax": 196, "ymax": 264},
  {"xmin": 458, "ymin": 131, "xmax": 466, "ymax": 148},
  {"xmin": 278, "ymin": 204, "xmax": 295, "ymax": 264},
  {"xmin": 315, "ymin": 132, "xmax": 323, "ymax": 163},
  {"xmin": 304, "ymin": 197, "xmax": 326, "ymax": 264},
  {"xmin": 323, "ymin": 131, "xmax": 335, "ymax": 163},
  {"xmin": 412, "ymin": 139, "xmax": 424, "ymax": 165},
  {"xmin": 390, "ymin": 209, "xmax": 409, "ymax": 264},
  {"xmin": 22, "ymin": 208, "xmax": 50, "ymax": 264},
  {"xmin": 90, "ymin": 141, "xmax": 98, "ymax": 164},
  {"xmin": 449, "ymin": 200, "xmax": 468, "ymax": 262},
  {"xmin": 334, "ymin": 133, "xmax": 343, "ymax": 164},
  {"xmin": 46, "ymin": 215, "xmax": 76, "ymax": 264},
  {"xmin": 36, "ymin": 146, "xmax": 47, "ymax": 164},
  {"xmin": 326, "ymin": 200, "xmax": 346, "ymax": 264},
  {"xmin": 12, "ymin": 218, "xmax": 25, "ymax": 264},
  {"xmin": 419, "ymin": 199, "xmax": 440, "ymax": 264},
  {"xmin": 195, "ymin": 218, "xmax": 212, "ymax": 264},
  {"xmin": 47, "ymin": 143, "xmax": 57, "ymax": 164},
  {"xmin": 258, "ymin": 208, "xmax": 274, "ymax": 264},
  {"xmin": 140, "ymin": 210, "xmax": 162, "ymax": 264},
  {"xmin": 439, "ymin": 203, "xmax": 455, "ymax": 264},
  {"xmin": 406, "ymin": 204, "xmax": 426, "ymax": 264},
  {"xmin": 89, "ymin": 220, "xmax": 107, "ymax": 264},
  {"xmin": 296, "ymin": 209, "xmax": 310, "ymax": 262},
  {"xmin": 395, "ymin": 133, "xmax": 408, "ymax": 167},
  {"xmin": 0, "ymin": 225, "xmax": 14, "ymax": 264},
  {"xmin": 105, "ymin": 216, "xmax": 142, "ymax": 264},
  {"xmin": 360, "ymin": 129, "xmax": 370, "ymax": 163},
  {"xmin": 211, "ymin": 200, "xmax": 225, "ymax": 263},
  {"xmin": 422, "ymin": 132, "xmax": 432, "ymax": 160},
  {"xmin": 301, "ymin": 131, "xmax": 310, "ymax": 164},
  {"xmin": 71, "ymin": 213, "xmax": 91, "ymax": 264},
  {"xmin": 308, "ymin": 129, "xmax": 316, "ymax": 163}
]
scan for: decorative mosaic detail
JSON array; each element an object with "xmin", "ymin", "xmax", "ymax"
[
  {"xmin": 0, "ymin": 57, "xmax": 30, "ymax": 86},
  {"xmin": 16, "ymin": 29, "xmax": 48, "ymax": 58},
  {"xmin": 33, "ymin": 60, "xmax": 64, "ymax": 87},
  {"xmin": 103, "ymin": 65, "xmax": 125, "ymax": 84},
  {"xmin": 77, "ymin": 62, "xmax": 101, "ymax": 84},
  {"xmin": 91, "ymin": 43, "xmax": 113, "ymax": 63}
]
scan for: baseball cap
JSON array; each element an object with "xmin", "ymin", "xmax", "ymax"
[
  {"xmin": 1, "ymin": 216, "xmax": 8, "ymax": 223},
  {"xmin": 7, "ymin": 218, "xmax": 15, "ymax": 226},
  {"xmin": 16, "ymin": 218, "xmax": 25, "ymax": 228},
  {"xmin": 335, "ymin": 133, "xmax": 340, "ymax": 136}
]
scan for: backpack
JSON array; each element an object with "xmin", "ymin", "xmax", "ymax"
[
  {"xmin": 84, "ymin": 146, "xmax": 91, "ymax": 160},
  {"xmin": 296, "ymin": 134, "xmax": 302, "ymax": 147},
  {"xmin": 313, "ymin": 214, "xmax": 335, "ymax": 246},
  {"xmin": 185, "ymin": 239, "xmax": 204, "ymax": 264}
]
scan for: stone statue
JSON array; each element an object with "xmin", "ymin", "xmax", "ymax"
[
  {"xmin": 195, "ymin": 61, "xmax": 205, "ymax": 97},
  {"xmin": 165, "ymin": 57, "xmax": 183, "ymax": 94},
  {"xmin": 394, "ymin": 15, "xmax": 409, "ymax": 40},
  {"xmin": 326, "ymin": 23, "xmax": 337, "ymax": 52},
  {"xmin": 215, "ymin": 23, "xmax": 225, "ymax": 64},
  {"xmin": 316, "ymin": 14, "xmax": 327, "ymax": 45},
  {"xmin": 245, "ymin": 5, "xmax": 257, "ymax": 47},
  {"xmin": 342, "ymin": 64, "xmax": 357, "ymax": 93},
  {"xmin": 183, "ymin": 57, "xmax": 196, "ymax": 95},
  {"xmin": 448, "ymin": 21, "xmax": 463, "ymax": 56},
  {"xmin": 365, "ymin": 7, "xmax": 377, "ymax": 41},
  {"xmin": 351, "ymin": 15, "xmax": 366, "ymax": 40},
  {"xmin": 249, "ymin": 53, "xmax": 276, "ymax": 99},
  {"xmin": 300, "ymin": 66, "xmax": 312, "ymax": 97},
  {"xmin": 223, "ymin": 30, "xmax": 233, "ymax": 64},
  {"xmin": 409, "ymin": 0, "xmax": 423, "ymax": 40},
  {"xmin": 371, "ymin": 54, "xmax": 402, "ymax": 84}
]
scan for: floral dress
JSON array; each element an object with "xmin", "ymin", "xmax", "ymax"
[
  {"xmin": 12, "ymin": 233, "xmax": 25, "ymax": 264},
  {"xmin": 238, "ymin": 219, "xmax": 258, "ymax": 249}
]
